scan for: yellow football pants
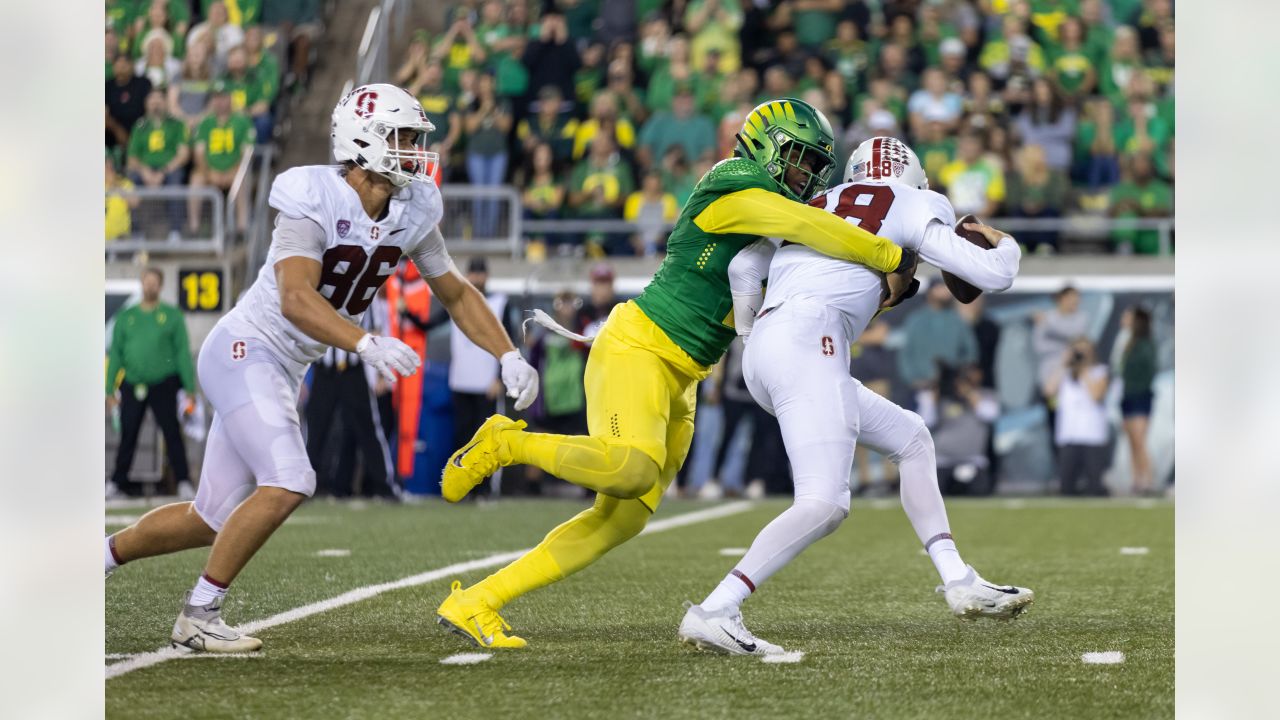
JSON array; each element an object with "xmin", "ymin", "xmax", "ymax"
[{"xmin": 472, "ymin": 301, "xmax": 709, "ymax": 610}]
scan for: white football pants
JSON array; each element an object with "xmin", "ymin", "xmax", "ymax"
[
  {"xmin": 729, "ymin": 299, "xmax": 953, "ymax": 590},
  {"xmin": 192, "ymin": 322, "xmax": 316, "ymax": 531}
]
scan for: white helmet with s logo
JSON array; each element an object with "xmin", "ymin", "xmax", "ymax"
[{"xmin": 332, "ymin": 83, "xmax": 437, "ymax": 188}]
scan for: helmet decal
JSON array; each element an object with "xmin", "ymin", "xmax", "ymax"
[{"xmin": 354, "ymin": 90, "xmax": 379, "ymax": 119}]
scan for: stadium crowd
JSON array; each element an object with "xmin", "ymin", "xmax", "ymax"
[
  {"xmin": 105, "ymin": 0, "xmax": 321, "ymax": 241},
  {"xmin": 399, "ymin": 0, "xmax": 1174, "ymax": 257}
]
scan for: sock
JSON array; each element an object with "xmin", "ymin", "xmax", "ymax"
[
  {"xmin": 925, "ymin": 533, "xmax": 969, "ymax": 585},
  {"xmin": 190, "ymin": 574, "xmax": 229, "ymax": 606},
  {"xmin": 895, "ymin": 426, "xmax": 971, "ymax": 584},
  {"xmin": 470, "ymin": 495, "xmax": 651, "ymax": 610},
  {"xmin": 702, "ymin": 498, "xmax": 845, "ymax": 612},
  {"xmin": 701, "ymin": 570, "xmax": 755, "ymax": 613},
  {"xmin": 105, "ymin": 535, "xmax": 122, "ymax": 572},
  {"xmin": 506, "ymin": 430, "xmax": 659, "ymax": 498}
]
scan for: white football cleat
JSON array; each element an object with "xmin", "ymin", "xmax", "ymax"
[
  {"xmin": 171, "ymin": 592, "xmax": 263, "ymax": 653},
  {"xmin": 678, "ymin": 601, "xmax": 784, "ymax": 656},
  {"xmin": 938, "ymin": 565, "xmax": 1034, "ymax": 620}
]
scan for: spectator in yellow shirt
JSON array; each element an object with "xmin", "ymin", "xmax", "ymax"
[
  {"xmin": 623, "ymin": 171, "xmax": 679, "ymax": 257},
  {"xmin": 106, "ymin": 155, "xmax": 139, "ymax": 242},
  {"xmin": 939, "ymin": 130, "xmax": 1006, "ymax": 218}
]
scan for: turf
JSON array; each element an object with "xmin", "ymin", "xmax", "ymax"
[{"xmin": 105, "ymin": 497, "xmax": 1173, "ymax": 719}]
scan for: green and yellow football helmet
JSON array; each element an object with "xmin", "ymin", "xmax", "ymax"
[{"xmin": 733, "ymin": 98, "xmax": 837, "ymax": 202}]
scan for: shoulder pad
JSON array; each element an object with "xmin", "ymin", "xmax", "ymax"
[{"xmin": 269, "ymin": 166, "xmax": 330, "ymax": 224}]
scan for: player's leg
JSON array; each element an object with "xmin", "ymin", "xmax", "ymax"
[
  {"xmin": 442, "ymin": 319, "xmax": 673, "ymax": 502},
  {"xmin": 106, "ymin": 413, "xmax": 249, "ymax": 575},
  {"xmin": 438, "ymin": 359, "xmax": 698, "ymax": 648},
  {"xmin": 856, "ymin": 385, "xmax": 1033, "ymax": 619},
  {"xmin": 688, "ymin": 315, "xmax": 852, "ymax": 652},
  {"xmin": 173, "ymin": 334, "xmax": 314, "ymax": 651},
  {"xmin": 199, "ymin": 391, "xmax": 313, "ymax": 589}
]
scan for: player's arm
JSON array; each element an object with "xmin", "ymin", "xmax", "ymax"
[
  {"xmin": 726, "ymin": 238, "xmax": 777, "ymax": 340},
  {"xmin": 919, "ymin": 220, "xmax": 1022, "ymax": 292},
  {"xmin": 275, "ymin": 216, "xmax": 419, "ymax": 381},
  {"xmin": 276, "ymin": 255, "xmax": 366, "ymax": 352},
  {"xmin": 413, "ymin": 225, "xmax": 540, "ymax": 410},
  {"xmin": 695, "ymin": 187, "xmax": 908, "ymax": 273}
]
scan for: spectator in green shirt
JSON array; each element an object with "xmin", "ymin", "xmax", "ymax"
[
  {"xmin": 637, "ymin": 84, "xmax": 716, "ymax": 172},
  {"xmin": 980, "ymin": 14, "xmax": 1046, "ymax": 82},
  {"xmin": 1099, "ymin": 26, "xmax": 1144, "ymax": 106},
  {"xmin": 432, "ymin": 11, "xmax": 488, "ymax": 93},
  {"xmin": 789, "ymin": 0, "xmax": 844, "ymax": 49},
  {"xmin": 1006, "ymin": 144, "xmax": 1069, "ymax": 253},
  {"xmin": 1110, "ymin": 152, "xmax": 1172, "ymax": 255},
  {"xmin": 127, "ymin": 88, "xmax": 191, "ymax": 237},
  {"xmin": 914, "ymin": 119, "xmax": 957, "ymax": 183},
  {"xmin": 410, "ymin": 60, "xmax": 463, "ymax": 176},
  {"xmin": 133, "ymin": 1, "xmax": 187, "ymax": 61},
  {"xmin": 221, "ymin": 44, "xmax": 274, "ymax": 141},
  {"xmin": 1051, "ymin": 16, "xmax": 1097, "ymax": 103},
  {"xmin": 568, "ymin": 135, "xmax": 634, "ymax": 254},
  {"xmin": 823, "ymin": 19, "xmax": 872, "ymax": 96},
  {"xmin": 517, "ymin": 85, "xmax": 578, "ymax": 164},
  {"xmin": 684, "ymin": 0, "xmax": 742, "ymax": 75},
  {"xmin": 107, "ymin": 267, "xmax": 196, "ymax": 497},
  {"xmin": 188, "ymin": 83, "xmax": 255, "ymax": 233}
]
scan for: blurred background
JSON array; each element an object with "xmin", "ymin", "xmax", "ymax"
[{"xmin": 104, "ymin": 0, "xmax": 1174, "ymax": 503}]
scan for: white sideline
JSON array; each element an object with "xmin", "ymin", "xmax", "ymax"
[{"xmin": 106, "ymin": 501, "xmax": 754, "ymax": 680}]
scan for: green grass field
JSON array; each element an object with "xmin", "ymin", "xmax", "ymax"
[{"xmin": 105, "ymin": 497, "xmax": 1173, "ymax": 719}]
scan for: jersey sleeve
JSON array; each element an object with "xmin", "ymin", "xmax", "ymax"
[
  {"xmin": 406, "ymin": 225, "xmax": 454, "ymax": 279},
  {"xmin": 271, "ymin": 214, "xmax": 327, "ymax": 263},
  {"xmin": 269, "ymin": 166, "xmax": 326, "ymax": 224},
  {"xmin": 727, "ymin": 238, "xmax": 777, "ymax": 338},
  {"xmin": 917, "ymin": 220, "xmax": 1021, "ymax": 292},
  {"xmin": 694, "ymin": 187, "xmax": 903, "ymax": 273}
]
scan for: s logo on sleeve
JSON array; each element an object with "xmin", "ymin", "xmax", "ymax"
[{"xmin": 231, "ymin": 340, "xmax": 247, "ymax": 361}]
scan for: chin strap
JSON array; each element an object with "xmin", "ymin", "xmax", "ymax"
[{"xmin": 523, "ymin": 309, "xmax": 598, "ymax": 344}]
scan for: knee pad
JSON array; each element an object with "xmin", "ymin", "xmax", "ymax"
[
  {"xmin": 890, "ymin": 414, "xmax": 932, "ymax": 463},
  {"xmin": 602, "ymin": 442, "xmax": 662, "ymax": 499},
  {"xmin": 258, "ymin": 465, "xmax": 317, "ymax": 498},
  {"xmin": 791, "ymin": 497, "xmax": 848, "ymax": 539},
  {"xmin": 193, "ymin": 482, "xmax": 255, "ymax": 533}
]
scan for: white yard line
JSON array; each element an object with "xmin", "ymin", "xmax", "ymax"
[
  {"xmin": 1081, "ymin": 651, "xmax": 1125, "ymax": 665},
  {"xmin": 106, "ymin": 501, "xmax": 754, "ymax": 680},
  {"xmin": 439, "ymin": 652, "xmax": 493, "ymax": 665}
]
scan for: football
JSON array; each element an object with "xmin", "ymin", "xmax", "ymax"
[{"xmin": 941, "ymin": 214, "xmax": 992, "ymax": 304}]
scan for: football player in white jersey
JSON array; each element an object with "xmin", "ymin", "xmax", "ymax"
[
  {"xmin": 678, "ymin": 137, "xmax": 1032, "ymax": 655},
  {"xmin": 104, "ymin": 84, "xmax": 540, "ymax": 653}
]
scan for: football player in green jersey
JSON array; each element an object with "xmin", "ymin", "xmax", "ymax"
[{"xmin": 435, "ymin": 98, "xmax": 919, "ymax": 650}]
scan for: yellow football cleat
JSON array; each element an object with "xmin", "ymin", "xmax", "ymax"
[
  {"xmin": 436, "ymin": 581, "xmax": 527, "ymax": 649},
  {"xmin": 440, "ymin": 414, "xmax": 525, "ymax": 502}
]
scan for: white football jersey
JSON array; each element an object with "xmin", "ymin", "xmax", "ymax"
[
  {"xmin": 223, "ymin": 165, "xmax": 448, "ymax": 367},
  {"xmin": 765, "ymin": 180, "xmax": 956, "ymax": 341}
]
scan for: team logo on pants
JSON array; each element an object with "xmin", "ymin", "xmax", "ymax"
[
  {"xmin": 821, "ymin": 336, "xmax": 835, "ymax": 357},
  {"xmin": 231, "ymin": 340, "xmax": 247, "ymax": 361}
]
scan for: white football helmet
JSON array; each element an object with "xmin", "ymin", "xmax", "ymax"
[
  {"xmin": 844, "ymin": 136, "xmax": 929, "ymax": 189},
  {"xmin": 332, "ymin": 83, "xmax": 438, "ymax": 188}
]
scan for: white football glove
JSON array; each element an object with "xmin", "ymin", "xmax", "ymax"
[
  {"xmin": 500, "ymin": 350, "xmax": 539, "ymax": 411},
  {"xmin": 356, "ymin": 334, "xmax": 421, "ymax": 382}
]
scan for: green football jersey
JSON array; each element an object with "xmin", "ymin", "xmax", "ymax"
[{"xmin": 634, "ymin": 157, "xmax": 778, "ymax": 367}]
